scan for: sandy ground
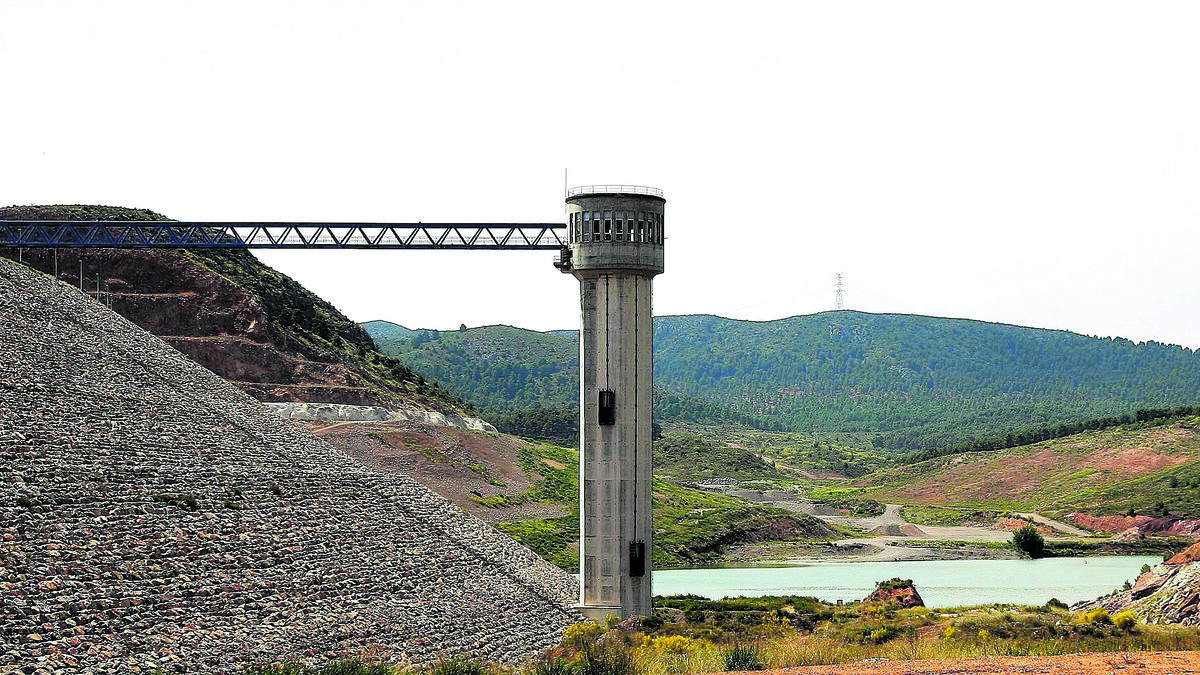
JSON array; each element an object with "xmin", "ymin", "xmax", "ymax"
[
  {"xmin": 738, "ymin": 651, "xmax": 1200, "ymax": 674},
  {"xmin": 724, "ymin": 490, "xmax": 1017, "ymax": 563},
  {"xmin": 714, "ymin": 490, "xmax": 1107, "ymax": 564}
]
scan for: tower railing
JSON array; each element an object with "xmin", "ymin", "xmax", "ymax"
[{"xmin": 567, "ymin": 185, "xmax": 664, "ymax": 198}]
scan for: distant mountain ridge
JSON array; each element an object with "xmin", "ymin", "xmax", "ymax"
[{"xmin": 365, "ymin": 311, "xmax": 1200, "ymax": 450}]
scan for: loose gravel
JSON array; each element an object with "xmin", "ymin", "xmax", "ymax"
[{"xmin": 0, "ymin": 259, "xmax": 581, "ymax": 674}]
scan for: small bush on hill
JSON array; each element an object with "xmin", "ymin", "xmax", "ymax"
[
  {"xmin": 527, "ymin": 651, "xmax": 574, "ymax": 675},
  {"xmin": 1113, "ymin": 611, "xmax": 1138, "ymax": 631},
  {"xmin": 563, "ymin": 621, "xmax": 605, "ymax": 649},
  {"xmin": 722, "ymin": 643, "xmax": 764, "ymax": 671},
  {"xmin": 576, "ymin": 642, "xmax": 636, "ymax": 675}
]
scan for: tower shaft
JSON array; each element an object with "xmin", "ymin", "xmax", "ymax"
[{"xmin": 557, "ymin": 186, "xmax": 665, "ymax": 619}]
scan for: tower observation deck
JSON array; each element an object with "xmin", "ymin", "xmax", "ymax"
[{"xmin": 555, "ymin": 185, "xmax": 664, "ymax": 619}]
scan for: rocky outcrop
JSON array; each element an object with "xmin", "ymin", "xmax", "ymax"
[
  {"xmin": 266, "ymin": 402, "xmax": 497, "ymax": 432},
  {"xmin": 0, "ymin": 258, "xmax": 579, "ymax": 674},
  {"xmin": 1077, "ymin": 542, "xmax": 1200, "ymax": 626},
  {"xmin": 864, "ymin": 579, "xmax": 925, "ymax": 608}
]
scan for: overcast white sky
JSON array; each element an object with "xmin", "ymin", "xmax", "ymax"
[{"xmin": 3, "ymin": 2, "xmax": 1197, "ymax": 348}]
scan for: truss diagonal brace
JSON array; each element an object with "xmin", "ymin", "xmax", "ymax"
[{"xmin": 0, "ymin": 221, "xmax": 567, "ymax": 250}]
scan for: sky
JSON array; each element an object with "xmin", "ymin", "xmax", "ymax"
[{"xmin": 3, "ymin": 1, "xmax": 1198, "ymax": 348}]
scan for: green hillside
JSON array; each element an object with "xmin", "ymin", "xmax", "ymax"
[
  {"xmin": 366, "ymin": 323, "xmax": 753, "ymax": 439},
  {"xmin": 490, "ymin": 433, "xmax": 836, "ymax": 569},
  {"xmin": 365, "ymin": 312, "xmax": 1200, "ymax": 450}
]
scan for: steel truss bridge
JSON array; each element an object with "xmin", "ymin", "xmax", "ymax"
[{"xmin": 0, "ymin": 221, "xmax": 566, "ymax": 250}]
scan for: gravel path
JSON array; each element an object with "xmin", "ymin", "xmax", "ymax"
[{"xmin": 0, "ymin": 259, "xmax": 580, "ymax": 674}]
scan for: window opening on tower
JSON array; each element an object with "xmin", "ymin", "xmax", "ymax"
[
  {"xmin": 629, "ymin": 541, "xmax": 646, "ymax": 577},
  {"xmin": 598, "ymin": 389, "xmax": 615, "ymax": 426}
]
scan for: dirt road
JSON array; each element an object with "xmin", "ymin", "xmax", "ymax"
[
  {"xmin": 1016, "ymin": 512, "xmax": 1091, "ymax": 537},
  {"xmin": 739, "ymin": 650, "xmax": 1200, "ymax": 674}
]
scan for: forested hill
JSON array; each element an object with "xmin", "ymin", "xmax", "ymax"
[
  {"xmin": 655, "ymin": 312, "xmax": 1199, "ymax": 449},
  {"xmin": 364, "ymin": 312, "xmax": 1200, "ymax": 450}
]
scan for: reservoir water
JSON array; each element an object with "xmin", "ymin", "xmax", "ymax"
[{"xmin": 653, "ymin": 556, "xmax": 1161, "ymax": 608}]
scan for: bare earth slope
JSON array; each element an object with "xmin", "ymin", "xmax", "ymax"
[
  {"xmin": 855, "ymin": 421, "xmax": 1200, "ymax": 518},
  {"xmin": 309, "ymin": 420, "xmax": 569, "ymax": 523},
  {"xmin": 0, "ymin": 259, "xmax": 578, "ymax": 673}
]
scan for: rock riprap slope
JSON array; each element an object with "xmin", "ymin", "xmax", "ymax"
[{"xmin": 0, "ymin": 258, "xmax": 579, "ymax": 674}]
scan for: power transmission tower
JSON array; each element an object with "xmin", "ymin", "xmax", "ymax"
[{"xmin": 834, "ymin": 273, "xmax": 846, "ymax": 310}]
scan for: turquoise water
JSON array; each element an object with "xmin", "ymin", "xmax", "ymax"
[{"xmin": 653, "ymin": 556, "xmax": 1161, "ymax": 608}]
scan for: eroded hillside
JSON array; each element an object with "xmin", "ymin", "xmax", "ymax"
[{"xmin": 0, "ymin": 205, "xmax": 465, "ymax": 414}]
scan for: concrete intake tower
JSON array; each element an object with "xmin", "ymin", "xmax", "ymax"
[{"xmin": 555, "ymin": 185, "xmax": 665, "ymax": 619}]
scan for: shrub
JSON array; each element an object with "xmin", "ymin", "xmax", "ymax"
[
  {"xmin": 641, "ymin": 613, "xmax": 665, "ymax": 631},
  {"xmin": 684, "ymin": 608, "xmax": 706, "ymax": 624},
  {"xmin": 528, "ymin": 652, "xmax": 574, "ymax": 675},
  {"xmin": 654, "ymin": 636, "xmax": 692, "ymax": 655},
  {"xmin": 722, "ymin": 643, "xmax": 763, "ymax": 671},
  {"xmin": 563, "ymin": 621, "xmax": 605, "ymax": 649},
  {"xmin": 1012, "ymin": 524, "xmax": 1045, "ymax": 558},
  {"xmin": 576, "ymin": 642, "xmax": 636, "ymax": 675},
  {"xmin": 942, "ymin": 625, "xmax": 958, "ymax": 640},
  {"xmin": 1081, "ymin": 608, "xmax": 1112, "ymax": 625},
  {"xmin": 1113, "ymin": 610, "xmax": 1137, "ymax": 631},
  {"xmin": 1045, "ymin": 598, "xmax": 1068, "ymax": 610},
  {"xmin": 868, "ymin": 627, "xmax": 898, "ymax": 644}
]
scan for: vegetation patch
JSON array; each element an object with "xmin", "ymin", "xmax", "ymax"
[
  {"xmin": 495, "ymin": 516, "xmax": 580, "ymax": 569},
  {"xmin": 900, "ymin": 505, "xmax": 1000, "ymax": 527}
]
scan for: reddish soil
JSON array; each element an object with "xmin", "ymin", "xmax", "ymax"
[
  {"xmin": 1071, "ymin": 513, "xmax": 1200, "ymax": 539},
  {"xmin": 996, "ymin": 518, "xmax": 1056, "ymax": 537},
  {"xmin": 1069, "ymin": 513, "xmax": 1153, "ymax": 534},
  {"xmin": 1168, "ymin": 542, "xmax": 1200, "ymax": 565},
  {"xmin": 743, "ymin": 651, "xmax": 1200, "ymax": 674}
]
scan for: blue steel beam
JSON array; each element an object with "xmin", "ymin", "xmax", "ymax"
[{"xmin": 0, "ymin": 221, "xmax": 567, "ymax": 250}]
